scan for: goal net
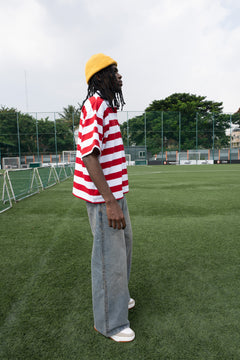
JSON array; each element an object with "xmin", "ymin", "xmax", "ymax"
[
  {"xmin": 0, "ymin": 172, "xmax": 12, "ymax": 213},
  {"xmin": 178, "ymin": 151, "xmax": 201, "ymax": 165},
  {"xmin": 5, "ymin": 168, "xmax": 40, "ymax": 201},
  {"xmin": 125, "ymin": 154, "xmax": 135, "ymax": 166},
  {"xmin": 2, "ymin": 157, "xmax": 20, "ymax": 169},
  {"xmin": 178, "ymin": 151, "xmax": 213, "ymax": 165},
  {"xmin": 1, "ymin": 163, "xmax": 75, "ymax": 212},
  {"xmin": 62, "ymin": 151, "xmax": 76, "ymax": 163}
]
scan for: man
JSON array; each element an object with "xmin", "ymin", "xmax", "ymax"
[{"xmin": 73, "ymin": 53, "xmax": 135, "ymax": 342}]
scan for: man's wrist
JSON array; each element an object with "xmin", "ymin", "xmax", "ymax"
[{"xmin": 105, "ymin": 195, "xmax": 116, "ymax": 205}]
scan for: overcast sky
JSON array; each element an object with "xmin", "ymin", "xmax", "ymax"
[{"xmin": 0, "ymin": 0, "xmax": 240, "ymax": 114}]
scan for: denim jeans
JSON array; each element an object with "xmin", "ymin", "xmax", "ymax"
[{"xmin": 86, "ymin": 196, "xmax": 132, "ymax": 337}]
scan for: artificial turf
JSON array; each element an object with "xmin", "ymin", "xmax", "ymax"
[{"xmin": 0, "ymin": 165, "xmax": 240, "ymax": 359}]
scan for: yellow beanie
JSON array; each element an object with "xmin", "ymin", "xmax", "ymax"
[{"xmin": 85, "ymin": 53, "xmax": 117, "ymax": 84}]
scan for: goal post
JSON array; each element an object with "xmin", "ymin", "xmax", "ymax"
[
  {"xmin": 37, "ymin": 166, "xmax": 58, "ymax": 189},
  {"xmin": 2, "ymin": 157, "xmax": 20, "ymax": 169},
  {"xmin": 178, "ymin": 151, "xmax": 213, "ymax": 165},
  {"xmin": 62, "ymin": 151, "xmax": 76, "ymax": 163},
  {"xmin": 125, "ymin": 154, "xmax": 135, "ymax": 166},
  {"xmin": 0, "ymin": 163, "xmax": 75, "ymax": 213},
  {"xmin": 5, "ymin": 168, "xmax": 40, "ymax": 202},
  {"xmin": 0, "ymin": 172, "xmax": 12, "ymax": 213}
]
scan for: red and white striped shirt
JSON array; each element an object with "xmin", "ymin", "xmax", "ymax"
[{"xmin": 72, "ymin": 93, "xmax": 129, "ymax": 203}]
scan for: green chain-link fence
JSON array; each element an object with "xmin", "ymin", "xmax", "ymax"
[{"xmin": 0, "ymin": 111, "xmax": 239, "ymax": 167}]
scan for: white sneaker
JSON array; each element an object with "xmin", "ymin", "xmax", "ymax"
[
  {"xmin": 110, "ymin": 327, "xmax": 135, "ymax": 342},
  {"xmin": 128, "ymin": 298, "xmax": 135, "ymax": 310}
]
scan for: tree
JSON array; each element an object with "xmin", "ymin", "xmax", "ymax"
[
  {"xmin": 0, "ymin": 107, "xmax": 36, "ymax": 157},
  {"xmin": 54, "ymin": 119, "xmax": 74, "ymax": 152},
  {"xmin": 0, "ymin": 107, "xmax": 19, "ymax": 156},
  {"xmin": 121, "ymin": 93, "xmax": 230, "ymax": 154},
  {"xmin": 0, "ymin": 106, "xmax": 76, "ymax": 158},
  {"xmin": 58, "ymin": 105, "xmax": 81, "ymax": 128},
  {"xmin": 232, "ymin": 108, "xmax": 240, "ymax": 127},
  {"xmin": 145, "ymin": 93, "xmax": 224, "ymax": 113}
]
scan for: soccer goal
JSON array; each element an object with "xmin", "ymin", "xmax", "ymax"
[
  {"xmin": 2, "ymin": 157, "xmax": 20, "ymax": 169},
  {"xmin": 178, "ymin": 151, "xmax": 200, "ymax": 165},
  {"xmin": 0, "ymin": 172, "xmax": 12, "ymax": 213},
  {"xmin": 5, "ymin": 168, "xmax": 41, "ymax": 202},
  {"xmin": 178, "ymin": 151, "xmax": 213, "ymax": 165},
  {"xmin": 62, "ymin": 151, "xmax": 76, "ymax": 164},
  {"xmin": 125, "ymin": 154, "xmax": 135, "ymax": 166},
  {"xmin": 0, "ymin": 163, "xmax": 75, "ymax": 212}
]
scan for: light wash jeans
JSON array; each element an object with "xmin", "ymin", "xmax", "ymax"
[{"xmin": 86, "ymin": 196, "xmax": 132, "ymax": 337}]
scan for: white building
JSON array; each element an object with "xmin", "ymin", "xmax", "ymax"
[{"xmin": 231, "ymin": 128, "xmax": 240, "ymax": 147}]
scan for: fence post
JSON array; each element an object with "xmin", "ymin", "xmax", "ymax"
[
  {"xmin": 35, "ymin": 113, "xmax": 40, "ymax": 162},
  {"xmin": 212, "ymin": 113, "xmax": 215, "ymax": 162},
  {"xmin": 196, "ymin": 112, "xmax": 198, "ymax": 153},
  {"xmin": 16, "ymin": 112, "xmax": 21, "ymax": 166},
  {"xmin": 161, "ymin": 111, "xmax": 164, "ymax": 164},
  {"xmin": 54, "ymin": 112, "xmax": 58, "ymax": 165},
  {"xmin": 127, "ymin": 112, "xmax": 129, "ymax": 156},
  {"xmin": 144, "ymin": 112, "xmax": 147, "ymax": 163},
  {"xmin": 179, "ymin": 111, "xmax": 181, "ymax": 163},
  {"xmin": 72, "ymin": 112, "xmax": 75, "ymax": 151},
  {"xmin": 230, "ymin": 114, "xmax": 232, "ymax": 164}
]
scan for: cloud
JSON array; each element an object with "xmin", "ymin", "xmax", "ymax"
[
  {"xmin": 118, "ymin": 0, "xmax": 240, "ymax": 112},
  {"xmin": 0, "ymin": 1, "xmax": 55, "ymax": 68},
  {"xmin": 0, "ymin": 0, "xmax": 240, "ymax": 113}
]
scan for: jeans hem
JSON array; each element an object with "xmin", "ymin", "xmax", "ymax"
[{"xmin": 95, "ymin": 323, "xmax": 130, "ymax": 338}]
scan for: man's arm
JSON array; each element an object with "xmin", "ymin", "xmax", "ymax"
[{"xmin": 83, "ymin": 149, "xmax": 126, "ymax": 230}]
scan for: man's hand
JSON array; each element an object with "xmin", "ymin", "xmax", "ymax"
[
  {"xmin": 106, "ymin": 199, "xmax": 126, "ymax": 230},
  {"xmin": 83, "ymin": 151, "xmax": 126, "ymax": 230}
]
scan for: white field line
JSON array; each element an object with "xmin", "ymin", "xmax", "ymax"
[{"xmin": 129, "ymin": 168, "xmax": 240, "ymax": 176}]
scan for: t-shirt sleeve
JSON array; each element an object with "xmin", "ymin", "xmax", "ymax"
[{"xmin": 80, "ymin": 97, "xmax": 104, "ymax": 158}]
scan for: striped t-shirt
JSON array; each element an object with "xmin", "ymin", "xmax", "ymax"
[{"xmin": 72, "ymin": 93, "xmax": 129, "ymax": 203}]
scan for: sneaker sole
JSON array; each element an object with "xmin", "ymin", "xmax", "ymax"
[
  {"xmin": 128, "ymin": 304, "xmax": 135, "ymax": 310},
  {"xmin": 110, "ymin": 333, "xmax": 135, "ymax": 342},
  {"xmin": 94, "ymin": 326, "xmax": 135, "ymax": 342},
  {"xmin": 128, "ymin": 300, "xmax": 135, "ymax": 310}
]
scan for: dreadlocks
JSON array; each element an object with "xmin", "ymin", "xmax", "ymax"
[{"xmin": 81, "ymin": 65, "xmax": 125, "ymax": 111}]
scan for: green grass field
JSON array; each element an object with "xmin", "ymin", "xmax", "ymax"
[{"xmin": 1, "ymin": 165, "xmax": 240, "ymax": 360}]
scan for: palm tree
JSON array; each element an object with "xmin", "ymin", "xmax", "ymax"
[{"xmin": 58, "ymin": 105, "xmax": 80, "ymax": 127}]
